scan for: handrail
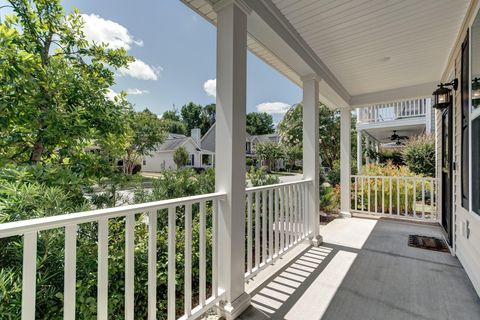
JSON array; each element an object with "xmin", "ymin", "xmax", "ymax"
[
  {"xmin": 245, "ymin": 178, "xmax": 311, "ymax": 193},
  {"xmin": 0, "ymin": 192, "xmax": 227, "ymax": 238}
]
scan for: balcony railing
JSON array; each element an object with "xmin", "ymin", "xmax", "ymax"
[
  {"xmin": 244, "ymin": 180, "xmax": 311, "ymax": 280},
  {"xmin": 0, "ymin": 180, "xmax": 312, "ymax": 320},
  {"xmin": 357, "ymin": 98, "xmax": 430, "ymax": 124},
  {"xmin": 351, "ymin": 175, "xmax": 438, "ymax": 221}
]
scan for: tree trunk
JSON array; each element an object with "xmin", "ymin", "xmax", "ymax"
[{"xmin": 30, "ymin": 139, "xmax": 44, "ymax": 163}]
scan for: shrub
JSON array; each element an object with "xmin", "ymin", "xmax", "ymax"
[
  {"xmin": 402, "ymin": 135, "xmax": 435, "ymax": 177},
  {"xmin": 247, "ymin": 166, "xmax": 280, "ymax": 187},
  {"xmin": 320, "ymin": 184, "xmax": 340, "ymax": 213},
  {"xmin": 354, "ymin": 162, "xmax": 434, "ymax": 215}
]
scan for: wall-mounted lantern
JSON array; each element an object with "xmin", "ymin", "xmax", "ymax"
[
  {"xmin": 432, "ymin": 78, "xmax": 458, "ymax": 110},
  {"xmin": 472, "ymin": 77, "xmax": 480, "ymax": 108}
]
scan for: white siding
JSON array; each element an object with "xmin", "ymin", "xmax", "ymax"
[
  {"xmin": 142, "ymin": 140, "xmax": 202, "ymax": 172},
  {"xmin": 437, "ymin": 6, "xmax": 480, "ymax": 295}
]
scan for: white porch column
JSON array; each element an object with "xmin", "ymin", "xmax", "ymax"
[
  {"xmin": 357, "ymin": 129, "xmax": 362, "ymax": 173},
  {"xmin": 340, "ymin": 108, "xmax": 352, "ymax": 218},
  {"xmin": 302, "ymin": 75, "xmax": 322, "ymax": 246},
  {"xmin": 214, "ymin": 1, "xmax": 250, "ymax": 318},
  {"xmin": 375, "ymin": 141, "xmax": 380, "ymax": 164}
]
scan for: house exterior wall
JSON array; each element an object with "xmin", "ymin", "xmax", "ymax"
[
  {"xmin": 142, "ymin": 139, "xmax": 202, "ymax": 172},
  {"xmin": 437, "ymin": 0, "xmax": 480, "ymax": 296}
]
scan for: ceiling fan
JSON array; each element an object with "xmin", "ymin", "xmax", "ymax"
[{"xmin": 383, "ymin": 130, "xmax": 409, "ymax": 145}]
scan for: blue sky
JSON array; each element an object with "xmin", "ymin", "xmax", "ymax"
[{"xmin": 52, "ymin": 0, "xmax": 302, "ymax": 123}]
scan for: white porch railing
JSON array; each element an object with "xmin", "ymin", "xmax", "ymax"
[
  {"xmin": 351, "ymin": 175, "xmax": 438, "ymax": 221},
  {"xmin": 0, "ymin": 192, "xmax": 227, "ymax": 320},
  {"xmin": 244, "ymin": 179, "xmax": 311, "ymax": 280},
  {"xmin": 358, "ymin": 98, "xmax": 430, "ymax": 123}
]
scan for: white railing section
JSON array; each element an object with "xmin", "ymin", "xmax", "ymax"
[
  {"xmin": 351, "ymin": 175, "xmax": 437, "ymax": 221},
  {"xmin": 358, "ymin": 98, "xmax": 430, "ymax": 123},
  {"xmin": 0, "ymin": 192, "xmax": 227, "ymax": 320},
  {"xmin": 244, "ymin": 179, "xmax": 312, "ymax": 280}
]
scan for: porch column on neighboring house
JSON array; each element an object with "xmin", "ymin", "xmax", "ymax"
[
  {"xmin": 302, "ymin": 75, "xmax": 322, "ymax": 246},
  {"xmin": 375, "ymin": 141, "xmax": 380, "ymax": 164},
  {"xmin": 214, "ymin": 1, "xmax": 250, "ymax": 318},
  {"xmin": 357, "ymin": 129, "xmax": 363, "ymax": 173},
  {"xmin": 340, "ymin": 108, "xmax": 352, "ymax": 218},
  {"xmin": 425, "ymin": 98, "xmax": 432, "ymax": 135},
  {"xmin": 365, "ymin": 135, "xmax": 370, "ymax": 166}
]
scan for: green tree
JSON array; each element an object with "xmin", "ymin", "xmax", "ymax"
[
  {"xmin": 173, "ymin": 146, "xmax": 189, "ymax": 168},
  {"xmin": 255, "ymin": 141, "xmax": 284, "ymax": 172},
  {"xmin": 0, "ymin": 0, "xmax": 133, "ymax": 168},
  {"xmin": 124, "ymin": 109, "xmax": 166, "ymax": 175},
  {"xmin": 202, "ymin": 103, "xmax": 216, "ymax": 132},
  {"xmin": 159, "ymin": 109, "xmax": 187, "ymax": 135},
  {"xmin": 278, "ymin": 103, "xmax": 357, "ymax": 169},
  {"xmin": 246, "ymin": 112, "xmax": 275, "ymax": 135},
  {"xmin": 180, "ymin": 102, "xmax": 207, "ymax": 134},
  {"xmin": 284, "ymin": 144, "xmax": 302, "ymax": 171}
]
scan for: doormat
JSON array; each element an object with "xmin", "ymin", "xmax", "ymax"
[{"xmin": 408, "ymin": 235, "xmax": 449, "ymax": 253}]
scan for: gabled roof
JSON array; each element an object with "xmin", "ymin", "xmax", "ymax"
[
  {"xmin": 157, "ymin": 135, "xmax": 189, "ymax": 151},
  {"xmin": 251, "ymin": 134, "xmax": 280, "ymax": 143}
]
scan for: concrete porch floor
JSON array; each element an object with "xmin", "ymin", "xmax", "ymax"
[{"xmin": 239, "ymin": 218, "xmax": 480, "ymax": 320}]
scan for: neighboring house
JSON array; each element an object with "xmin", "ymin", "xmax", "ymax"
[
  {"xmin": 141, "ymin": 129, "xmax": 213, "ymax": 172},
  {"xmin": 355, "ymin": 97, "xmax": 434, "ymax": 171},
  {"xmin": 201, "ymin": 123, "xmax": 284, "ymax": 169}
]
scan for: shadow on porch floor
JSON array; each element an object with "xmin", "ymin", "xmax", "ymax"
[{"xmin": 239, "ymin": 218, "xmax": 480, "ymax": 320}]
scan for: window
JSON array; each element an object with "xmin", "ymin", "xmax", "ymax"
[
  {"xmin": 187, "ymin": 154, "xmax": 195, "ymax": 166},
  {"xmin": 143, "ymin": 160, "xmax": 146, "ymax": 165},
  {"xmin": 461, "ymin": 33, "xmax": 469, "ymax": 209}
]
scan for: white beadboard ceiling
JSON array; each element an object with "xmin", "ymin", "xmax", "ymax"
[
  {"xmin": 271, "ymin": 0, "xmax": 470, "ymax": 96},
  {"xmin": 182, "ymin": 0, "xmax": 471, "ymax": 103}
]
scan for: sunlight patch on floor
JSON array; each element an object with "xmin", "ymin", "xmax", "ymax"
[
  {"xmin": 250, "ymin": 246, "xmax": 333, "ymax": 316},
  {"xmin": 284, "ymin": 250, "xmax": 357, "ymax": 320},
  {"xmin": 321, "ymin": 218, "xmax": 377, "ymax": 249}
]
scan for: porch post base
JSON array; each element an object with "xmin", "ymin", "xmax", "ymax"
[
  {"xmin": 217, "ymin": 292, "xmax": 251, "ymax": 320},
  {"xmin": 339, "ymin": 211, "xmax": 352, "ymax": 218},
  {"xmin": 310, "ymin": 235, "xmax": 323, "ymax": 247}
]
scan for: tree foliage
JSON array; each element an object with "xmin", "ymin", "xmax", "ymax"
[
  {"xmin": 123, "ymin": 109, "xmax": 166, "ymax": 174},
  {"xmin": 173, "ymin": 146, "xmax": 189, "ymax": 168},
  {"xmin": 246, "ymin": 112, "xmax": 275, "ymax": 135},
  {"xmin": 0, "ymin": 0, "xmax": 134, "ymax": 170},
  {"xmin": 254, "ymin": 141, "xmax": 284, "ymax": 172},
  {"xmin": 180, "ymin": 102, "xmax": 215, "ymax": 135},
  {"xmin": 278, "ymin": 103, "xmax": 357, "ymax": 169}
]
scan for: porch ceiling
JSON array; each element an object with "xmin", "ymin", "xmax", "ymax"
[
  {"xmin": 182, "ymin": 0, "xmax": 472, "ymax": 107},
  {"xmin": 273, "ymin": 0, "xmax": 470, "ymax": 96}
]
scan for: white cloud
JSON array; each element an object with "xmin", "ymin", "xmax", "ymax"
[
  {"xmin": 256, "ymin": 102, "xmax": 290, "ymax": 114},
  {"xmin": 119, "ymin": 59, "xmax": 161, "ymax": 80},
  {"xmin": 126, "ymin": 88, "xmax": 149, "ymax": 95},
  {"xmin": 203, "ymin": 79, "xmax": 216, "ymax": 98},
  {"xmin": 81, "ymin": 14, "xmax": 142, "ymax": 50},
  {"xmin": 105, "ymin": 88, "xmax": 118, "ymax": 101}
]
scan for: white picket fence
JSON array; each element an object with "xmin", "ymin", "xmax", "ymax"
[
  {"xmin": 244, "ymin": 179, "xmax": 311, "ymax": 280},
  {"xmin": 351, "ymin": 175, "xmax": 438, "ymax": 221},
  {"xmin": 358, "ymin": 98, "xmax": 430, "ymax": 123}
]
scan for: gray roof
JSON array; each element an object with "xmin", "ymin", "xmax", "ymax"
[
  {"xmin": 157, "ymin": 134, "xmax": 189, "ymax": 151},
  {"xmin": 250, "ymin": 134, "xmax": 280, "ymax": 143}
]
